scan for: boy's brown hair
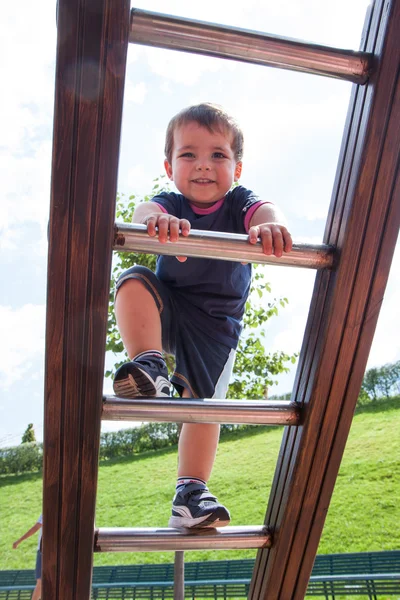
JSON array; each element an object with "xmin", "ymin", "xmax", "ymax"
[{"xmin": 164, "ymin": 103, "xmax": 244, "ymax": 164}]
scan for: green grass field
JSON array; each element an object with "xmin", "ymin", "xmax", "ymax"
[{"xmin": 0, "ymin": 398, "xmax": 399, "ymax": 573}]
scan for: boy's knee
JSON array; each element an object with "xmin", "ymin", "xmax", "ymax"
[
  {"xmin": 116, "ymin": 266, "xmax": 154, "ymax": 292},
  {"xmin": 115, "ymin": 265, "xmax": 165, "ymax": 316},
  {"xmin": 115, "ymin": 270, "xmax": 151, "ymax": 298},
  {"xmin": 117, "ymin": 276, "xmax": 146, "ymax": 292},
  {"xmin": 115, "ymin": 277, "xmax": 153, "ymax": 310}
]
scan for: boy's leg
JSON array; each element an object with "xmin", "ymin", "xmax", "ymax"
[
  {"xmin": 32, "ymin": 579, "xmax": 41, "ymax": 600},
  {"xmin": 113, "ymin": 277, "xmax": 170, "ymax": 397},
  {"xmin": 168, "ymin": 335, "xmax": 235, "ymax": 529},
  {"xmin": 115, "ymin": 279, "xmax": 162, "ymax": 358},
  {"xmin": 169, "ymin": 390, "xmax": 229, "ymax": 529},
  {"xmin": 178, "ymin": 390, "xmax": 220, "ymax": 482}
]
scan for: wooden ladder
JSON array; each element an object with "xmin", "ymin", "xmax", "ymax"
[{"xmin": 43, "ymin": 1, "xmax": 400, "ymax": 598}]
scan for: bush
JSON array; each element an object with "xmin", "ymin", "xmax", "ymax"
[
  {"xmin": 99, "ymin": 423, "xmax": 180, "ymax": 461},
  {"xmin": 0, "ymin": 442, "xmax": 43, "ymax": 475}
]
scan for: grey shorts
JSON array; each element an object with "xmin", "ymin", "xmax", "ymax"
[{"xmin": 116, "ymin": 266, "xmax": 236, "ymax": 398}]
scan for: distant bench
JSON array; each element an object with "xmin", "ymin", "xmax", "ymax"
[{"xmin": 1, "ymin": 550, "xmax": 399, "ymax": 599}]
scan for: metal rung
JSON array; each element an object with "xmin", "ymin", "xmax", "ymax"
[
  {"xmin": 114, "ymin": 223, "xmax": 335, "ymax": 270},
  {"xmin": 130, "ymin": 9, "xmax": 371, "ymax": 84},
  {"xmin": 102, "ymin": 397, "xmax": 300, "ymax": 425},
  {"xmin": 95, "ymin": 526, "xmax": 271, "ymax": 552}
]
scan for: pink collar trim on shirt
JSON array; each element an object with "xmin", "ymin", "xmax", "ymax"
[{"xmin": 189, "ymin": 196, "xmax": 225, "ymax": 214}]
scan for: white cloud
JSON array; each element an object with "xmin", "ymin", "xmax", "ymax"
[
  {"xmin": 0, "ymin": 140, "xmax": 52, "ymax": 232},
  {"xmin": 0, "ymin": 1, "xmax": 55, "ymax": 149},
  {"xmin": 0, "ymin": 2, "xmax": 54, "ymax": 252},
  {"xmin": 125, "ymin": 80, "xmax": 148, "ymax": 104},
  {"xmin": 143, "ymin": 46, "xmax": 228, "ymax": 86},
  {"xmin": 160, "ymin": 80, "xmax": 174, "ymax": 95},
  {"xmin": 367, "ymin": 244, "xmax": 400, "ymax": 368},
  {"xmin": 0, "ymin": 228, "xmax": 18, "ymax": 251},
  {"xmin": 261, "ymin": 265, "xmax": 316, "ymax": 351},
  {"xmin": 0, "ymin": 304, "xmax": 46, "ymax": 389},
  {"xmin": 125, "ymin": 163, "xmax": 159, "ymax": 196}
]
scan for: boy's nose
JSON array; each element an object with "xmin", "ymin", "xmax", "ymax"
[{"xmin": 195, "ymin": 163, "xmax": 211, "ymax": 171}]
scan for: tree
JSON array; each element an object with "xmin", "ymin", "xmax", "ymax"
[
  {"xmin": 106, "ymin": 177, "xmax": 297, "ymax": 398},
  {"xmin": 376, "ymin": 361, "xmax": 400, "ymax": 399},
  {"xmin": 361, "ymin": 367, "xmax": 380, "ymax": 401},
  {"xmin": 359, "ymin": 360, "xmax": 400, "ymax": 405},
  {"xmin": 21, "ymin": 424, "xmax": 36, "ymax": 444},
  {"xmin": 392, "ymin": 360, "xmax": 400, "ymax": 395}
]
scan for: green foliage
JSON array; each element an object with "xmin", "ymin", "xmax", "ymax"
[
  {"xmin": 359, "ymin": 361, "xmax": 400, "ymax": 405},
  {"xmin": 0, "ymin": 443, "xmax": 42, "ymax": 475},
  {"xmin": 99, "ymin": 423, "xmax": 257, "ymax": 462},
  {"xmin": 0, "ymin": 423, "xmax": 260, "ymax": 475},
  {"xmin": 269, "ymin": 392, "xmax": 292, "ymax": 400},
  {"xmin": 376, "ymin": 361, "xmax": 400, "ymax": 399},
  {"xmin": 99, "ymin": 423, "xmax": 179, "ymax": 461},
  {"xmin": 356, "ymin": 387, "xmax": 371, "ymax": 407},
  {"xmin": 361, "ymin": 367, "xmax": 380, "ymax": 401},
  {"xmin": 21, "ymin": 424, "xmax": 36, "ymax": 444},
  {"xmin": 107, "ymin": 179, "xmax": 297, "ymax": 398}
]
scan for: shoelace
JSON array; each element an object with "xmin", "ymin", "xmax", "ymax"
[{"xmin": 186, "ymin": 488, "xmax": 217, "ymax": 502}]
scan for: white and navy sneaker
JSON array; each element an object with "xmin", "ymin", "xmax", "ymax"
[
  {"xmin": 168, "ymin": 483, "xmax": 230, "ymax": 529},
  {"xmin": 113, "ymin": 352, "xmax": 171, "ymax": 398}
]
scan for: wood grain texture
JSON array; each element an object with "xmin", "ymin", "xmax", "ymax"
[
  {"xmin": 250, "ymin": 0, "xmax": 400, "ymax": 598},
  {"xmin": 42, "ymin": 1, "xmax": 129, "ymax": 598}
]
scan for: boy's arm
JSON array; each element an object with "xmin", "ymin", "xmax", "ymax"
[
  {"xmin": 13, "ymin": 522, "xmax": 42, "ymax": 549},
  {"xmin": 133, "ymin": 201, "xmax": 190, "ymax": 244},
  {"xmin": 248, "ymin": 203, "xmax": 292, "ymax": 258}
]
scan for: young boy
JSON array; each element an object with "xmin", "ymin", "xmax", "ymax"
[{"xmin": 113, "ymin": 103, "xmax": 292, "ymax": 528}]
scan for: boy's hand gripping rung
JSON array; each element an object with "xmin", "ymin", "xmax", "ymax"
[{"xmin": 114, "ymin": 223, "xmax": 335, "ymax": 270}]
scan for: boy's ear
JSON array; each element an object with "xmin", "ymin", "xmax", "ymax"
[
  {"xmin": 234, "ymin": 161, "xmax": 242, "ymax": 181},
  {"xmin": 164, "ymin": 159, "xmax": 173, "ymax": 180}
]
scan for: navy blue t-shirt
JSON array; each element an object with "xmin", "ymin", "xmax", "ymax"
[{"xmin": 152, "ymin": 185, "xmax": 266, "ymax": 348}]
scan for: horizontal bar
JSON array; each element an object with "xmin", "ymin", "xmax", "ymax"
[
  {"xmin": 95, "ymin": 526, "xmax": 271, "ymax": 552},
  {"xmin": 114, "ymin": 223, "xmax": 335, "ymax": 269},
  {"xmin": 130, "ymin": 9, "xmax": 371, "ymax": 84},
  {"xmin": 89, "ymin": 574, "xmax": 400, "ymax": 590},
  {"xmin": 0, "ymin": 586, "xmax": 35, "ymax": 592},
  {"xmin": 309, "ymin": 573, "xmax": 400, "ymax": 582},
  {"xmin": 91, "ymin": 575, "xmax": 400, "ymax": 590},
  {"xmin": 102, "ymin": 397, "xmax": 300, "ymax": 425},
  {"xmin": 92, "ymin": 579, "xmax": 251, "ymax": 590}
]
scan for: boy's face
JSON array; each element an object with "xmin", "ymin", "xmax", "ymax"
[{"xmin": 164, "ymin": 121, "xmax": 242, "ymax": 207}]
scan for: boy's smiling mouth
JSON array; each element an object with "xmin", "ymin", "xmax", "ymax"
[{"xmin": 192, "ymin": 178, "xmax": 215, "ymax": 184}]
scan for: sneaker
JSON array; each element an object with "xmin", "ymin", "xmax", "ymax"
[
  {"xmin": 113, "ymin": 356, "xmax": 171, "ymax": 398},
  {"xmin": 168, "ymin": 483, "xmax": 230, "ymax": 529}
]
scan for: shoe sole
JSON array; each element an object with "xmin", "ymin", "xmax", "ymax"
[
  {"xmin": 113, "ymin": 366, "xmax": 170, "ymax": 398},
  {"xmin": 169, "ymin": 514, "xmax": 231, "ymax": 529}
]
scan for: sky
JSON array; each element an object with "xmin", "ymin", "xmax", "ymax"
[{"xmin": 0, "ymin": 0, "xmax": 399, "ymax": 447}]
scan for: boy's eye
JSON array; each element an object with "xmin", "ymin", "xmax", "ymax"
[
  {"xmin": 179, "ymin": 152, "xmax": 195, "ymax": 158},
  {"xmin": 212, "ymin": 152, "xmax": 226, "ymax": 159}
]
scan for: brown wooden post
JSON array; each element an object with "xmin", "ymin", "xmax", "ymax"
[
  {"xmin": 42, "ymin": 1, "xmax": 129, "ymax": 598},
  {"xmin": 250, "ymin": 0, "xmax": 400, "ymax": 598}
]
